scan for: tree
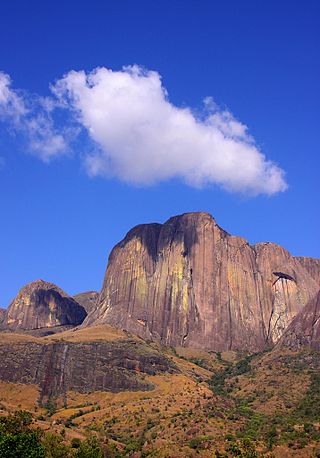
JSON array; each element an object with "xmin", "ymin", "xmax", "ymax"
[
  {"xmin": 0, "ymin": 411, "xmax": 45, "ymax": 458},
  {"xmin": 74, "ymin": 436, "xmax": 105, "ymax": 458},
  {"xmin": 42, "ymin": 432, "xmax": 71, "ymax": 458}
]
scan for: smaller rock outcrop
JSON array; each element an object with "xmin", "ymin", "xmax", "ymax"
[
  {"xmin": 3, "ymin": 280, "xmax": 87, "ymax": 331},
  {"xmin": 0, "ymin": 337, "xmax": 178, "ymax": 404},
  {"xmin": 279, "ymin": 290, "xmax": 320, "ymax": 350},
  {"xmin": 73, "ymin": 291, "xmax": 99, "ymax": 314}
]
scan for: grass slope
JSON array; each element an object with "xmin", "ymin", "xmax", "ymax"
[{"xmin": 0, "ymin": 327, "xmax": 319, "ymax": 457}]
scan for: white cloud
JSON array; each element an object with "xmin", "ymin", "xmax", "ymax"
[
  {"xmin": 24, "ymin": 113, "xmax": 70, "ymax": 162},
  {"xmin": 0, "ymin": 71, "xmax": 68, "ymax": 161},
  {"xmin": 53, "ymin": 65, "xmax": 287, "ymax": 195},
  {"xmin": 0, "ymin": 72, "xmax": 26, "ymax": 119},
  {"xmin": 0, "ymin": 66, "xmax": 287, "ymax": 195}
]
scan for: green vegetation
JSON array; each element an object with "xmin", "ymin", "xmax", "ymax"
[
  {"xmin": 108, "ymin": 416, "xmax": 159, "ymax": 456},
  {"xmin": 0, "ymin": 411, "xmax": 45, "ymax": 458},
  {"xmin": 43, "ymin": 400, "xmax": 57, "ymax": 417},
  {"xmin": 216, "ymin": 438, "xmax": 260, "ymax": 457},
  {"xmin": 188, "ymin": 434, "xmax": 210, "ymax": 449},
  {"xmin": 64, "ymin": 405, "xmax": 101, "ymax": 428},
  {"xmin": 73, "ymin": 437, "xmax": 104, "ymax": 458},
  {"xmin": 1, "ymin": 350, "xmax": 319, "ymax": 457},
  {"xmin": 208, "ymin": 355, "xmax": 253, "ymax": 395},
  {"xmin": 208, "ymin": 353, "xmax": 320, "ymax": 454},
  {"xmin": 42, "ymin": 433, "xmax": 70, "ymax": 458},
  {"xmin": 188, "ymin": 357, "xmax": 209, "ymax": 369},
  {"xmin": 234, "ymin": 371, "xmax": 320, "ymax": 450},
  {"xmin": 0, "ymin": 410, "xmax": 106, "ymax": 458},
  {"xmin": 294, "ymin": 372, "xmax": 320, "ymax": 422}
]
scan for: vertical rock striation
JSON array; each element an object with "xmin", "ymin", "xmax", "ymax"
[
  {"xmin": 84, "ymin": 212, "xmax": 319, "ymax": 352},
  {"xmin": 295, "ymin": 257, "xmax": 320, "ymax": 286},
  {"xmin": 254, "ymin": 243, "xmax": 315, "ymax": 344}
]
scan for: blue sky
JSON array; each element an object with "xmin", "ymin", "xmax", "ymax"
[{"xmin": 0, "ymin": 0, "xmax": 319, "ymax": 307}]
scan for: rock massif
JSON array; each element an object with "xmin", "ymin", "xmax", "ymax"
[
  {"xmin": 3, "ymin": 280, "xmax": 87, "ymax": 331},
  {"xmin": 84, "ymin": 212, "xmax": 319, "ymax": 352}
]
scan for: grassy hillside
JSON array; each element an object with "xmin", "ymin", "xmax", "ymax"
[{"xmin": 0, "ymin": 327, "xmax": 319, "ymax": 457}]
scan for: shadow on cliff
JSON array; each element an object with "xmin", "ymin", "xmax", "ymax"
[{"xmin": 111, "ymin": 213, "xmax": 209, "ymax": 264}]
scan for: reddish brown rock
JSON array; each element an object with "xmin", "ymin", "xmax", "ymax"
[
  {"xmin": 84, "ymin": 212, "xmax": 319, "ymax": 352},
  {"xmin": 4, "ymin": 279, "xmax": 87, "ymax": 331},
  {"xmin": 295, "ymin": 257, "xmax": 320, "ymax": 286},
  {"xmin": 0, "ymin": 338, "xmax": 177, "ymax": 403},
  {"xmin": 279, "ymin": 290, "xmax": 320, "ymax": 350},
  {"xmin": 73, "ymin": 291, "xmax": 99, "ymax": 314},
  {"xmin": 254, "ymin": 243, "xmax": 316, "ymax": 343}
]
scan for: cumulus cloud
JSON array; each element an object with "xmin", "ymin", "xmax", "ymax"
[
  {"xmin": 0, "ymin": 71, "xmax": 69, "ymax": 161},
  {"xmin": 0, "ymin": 66, "xmax": 287, "ymax": 195},
  {"xmin": 53, "ymin": 65, "xmax": 287, "ymax": 195}
]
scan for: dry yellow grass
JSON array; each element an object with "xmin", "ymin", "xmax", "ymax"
[
  {"xmin": 175, "ymin": 346, "xmax": 214, "ymax": 359},
  {"xmin": 62, "ymin": 373, "xmax": 212, "ymax": 414},
  {"xmin": 0, "ymin": 331, "xmax": 41, "ymax": 343},
  {"xmin": 233, "ymin": 360, "xmax": 310, "ymax": 415},
  {"xmin": 0, "ymin": 324, "xmax": 129, "ymax": 345},
  {"xmin": 44, "ymin": 324, "xmax": 128, "ymax": 342},
  {"xmin": 0, "ymin": 381, "xmax": 40, "ymax": 411},
  {"xmin": 48, "ymin": 373, "xmax": 224, "ymax": 458},
  {"xmin": 0, "ymin": 328, "xmax": 318, "ymax": 457}
]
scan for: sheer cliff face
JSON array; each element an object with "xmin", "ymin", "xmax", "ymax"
[
  {"xmin": 4, "ymin": 280, "xmax": 87, "ymax": 330},
  {"xmin": 279, "ymin": 291, "xmax": 320, "ymax": 350},
  {"xmin": 84, "ymin": 212, "xmax": 319, "ymax": 352},
  {"xmin": 254, "ymin": 243, "xmax": 316, "ymax": 344},
  {"xmin": 294, "ymin": 257, "xmax": 320, "ymax": 286},
  {"xmin": 0, "ymin": 338, "xmax": 177, "ymax": 404}
]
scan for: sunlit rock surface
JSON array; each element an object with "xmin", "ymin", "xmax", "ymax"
[
  {"xmin": 84, "ymin": 212, "xmax": 319, "ymax": 352},
  {"xmin": 279, "ymin": 290, "xmax": 320, "ymax": 350},
  {"xmin": 3, "ymin": 279, "xmax": 87, "ymax": 331},
  {"xmin": 295, "ymin": 256, "xmax": 320, "ymax": 286}
]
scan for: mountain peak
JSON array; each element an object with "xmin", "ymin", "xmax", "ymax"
[
  {"xmin": 4, "ymin": 279, "xmax": 87, "ymax": 331},
  {"xmin": 83, "ymin": 212, "xmax": 319, "ymax": 352}
]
